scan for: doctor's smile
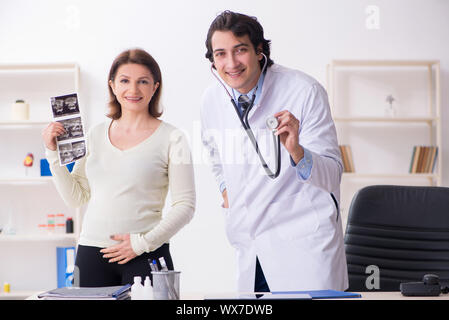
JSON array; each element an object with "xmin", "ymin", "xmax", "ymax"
[{"xmin": 226, "ymin": 69, "xmax": 244, "ymax": 78}]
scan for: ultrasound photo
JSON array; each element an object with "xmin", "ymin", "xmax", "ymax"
[
  {"xmin": 51, "ymin": 93, "xmax": 80, "ymax": 118},
  {"xmin": 72, "ymin": 141, "xmax": 86, "ymax": 160},
  {"xmin": 58, "ymin": 143, "xmax": 74, "ymax": 165},
  {"xmin": 50, "ymin": 93, "xmax": 86, "ymax": 166},
  {"xmin": 56, "ymin": 117, "xmax": 84, "ymax": 142}
]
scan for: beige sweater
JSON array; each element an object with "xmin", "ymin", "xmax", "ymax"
[{"xmin": 46, "ymin": 120, "xmax": 196, "ymax": 255}]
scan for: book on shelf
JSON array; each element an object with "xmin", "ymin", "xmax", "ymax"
[
  {"xmin": 339, "ymin": 145, "xmax": 355, "ymax": 173},
  {"xmin": 409, "ymin": 146, "xmax": 438, "ymax": 174}
]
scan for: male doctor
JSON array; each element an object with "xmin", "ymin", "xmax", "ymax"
[{"xmin": 200, "ymin": 10, "xmax": 348, "ymax": 292}]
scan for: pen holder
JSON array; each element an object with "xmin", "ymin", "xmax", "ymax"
[{"xmin": 151, "ymin": 271, "xmax": 180, "ymax": 300}]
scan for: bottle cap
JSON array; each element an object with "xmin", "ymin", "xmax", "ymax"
[{"xmin": 134, "ymin": 276, "xmax": 142, "ymax": 283}]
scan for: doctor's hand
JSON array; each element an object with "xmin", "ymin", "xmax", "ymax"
[
  {"xmin": 100, "ymin": 234, "xmax": 137, "ymax": 264},
  {"xmin": 273, "ymin": 110, "xmax": 304, "ymax": 165},
  {"xmin": 221, "ymin": 189, "xmax": 229, "ymax": 208}
]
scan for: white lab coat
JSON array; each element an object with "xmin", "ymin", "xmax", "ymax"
[{"xmin": 200, "ymin": 64, "xmax": 348, "ymax": 292}]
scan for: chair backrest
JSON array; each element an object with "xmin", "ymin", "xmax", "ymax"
[{"xmin": 344, "ymin": 185, "xmax": 449, "ymax": 291}]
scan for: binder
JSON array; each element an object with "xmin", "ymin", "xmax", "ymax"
[
  {"xmin": 273, "ymin": 290, "xmax": 361, "ymax": 299},
  {"xmin": 409, "ymin": 146, "xmax": 416, "ymax": 173},
  {"xmin": 40, "ymin": 159, "xmax": 75, "ymax": 176},
  {"xmin": 38, "ymin": 284, "xmax": 131, "ymax": 300},
  {"xmin": 411, "ymin": 146, "xmax": 421, "ymax": 173},
  {"xmin": 57, "ymin": 247, "xmax": 76, "ymax": 288}
]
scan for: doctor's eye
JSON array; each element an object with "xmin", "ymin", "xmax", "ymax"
[
  {"xmin": 235, "ymin": 47, "xmax": 248, "ymax": 54},
  {"xmin": 120, "ymin": 79, "xmax": 129, "ymax": 84},
  {"xmin": 214, "ymin": 51, "xmax": 225, "ymax": 58}
]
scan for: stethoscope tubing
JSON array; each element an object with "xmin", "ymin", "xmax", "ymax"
[{"xmin": 210, "ymin": 53, "xmax": 281, "ymax": 179}]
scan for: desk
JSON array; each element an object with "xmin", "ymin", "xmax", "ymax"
[
  {"xmin": 336, "ymin": 291, "xmax": 449, "ymax": 300},
  {"xmin": 24, "ymin": 291, "xmax": 449, "ymax": 300},
  {"xmin": 1, "ymin": 291, "xmax": 40, "ymax": 300},
  {"xmin": 202, "ymin": 292, "xmax": 449, "ymax": 300}
]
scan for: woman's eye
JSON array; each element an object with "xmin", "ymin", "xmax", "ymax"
[
  {"xmin": 139, "ymin": 80, "xmax": 149, "ymax": 84},
  {"xmin": 120, "ymin": 79, "xmax": 129, "ymax": 83}
]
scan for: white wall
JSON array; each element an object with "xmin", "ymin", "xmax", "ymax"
[{"xmin": 1, "ymin": 0, "xmax": 448, "ymax": 293}]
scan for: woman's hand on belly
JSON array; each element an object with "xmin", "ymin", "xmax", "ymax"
[{"xmin": 100, "ymin": 234, "xmax": 137, "ymax": 264}]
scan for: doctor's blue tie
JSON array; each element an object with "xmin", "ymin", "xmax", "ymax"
[{"xmin": 238, "ymin": 94, "xmax": 252, "ymax": 115}]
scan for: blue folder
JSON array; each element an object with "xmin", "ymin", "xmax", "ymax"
[
  {"xmin": 40, "ymin": 158, "xmax": 74, "ymax": 176},
  {"xmin": 273, "ymin": 290, "xmax": 361, "ymax": 299},
  {"xmin": 56, "ymin": 247, "xmax": 76, "ymax": 288}
]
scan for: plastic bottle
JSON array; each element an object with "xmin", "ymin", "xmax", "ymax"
[
  {"xmin": 131, "ymin": 276, "xmax": 144, "ymax": 300},
  {"xmin": 66, "ymin": 217, "xmax": 74, "ymax": 233},
  {"xmin": 142, "ymin": 276, "xmax": 153, "ymax": 300}
]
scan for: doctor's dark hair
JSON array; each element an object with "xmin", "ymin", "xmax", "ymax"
[
  {"xmin": 205, "ymin": 11, "xmax": 274, "ymax": 69},
  {"xmin": 107, "ymin": 48, "xmax": 163, "ymax": 120}
]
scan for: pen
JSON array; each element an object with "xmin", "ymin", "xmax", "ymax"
[
  {"xmin": 152, "ymin": 259, "xmax": 159, "ymax": 272},
  {"xmin": 148, "ymin": 259, "xmax": 157, "ymax": 272},
  {"xmin": 159, "ymin": 257, "xmax": 168, "ymax": 271}
]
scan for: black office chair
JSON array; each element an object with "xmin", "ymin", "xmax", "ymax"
[{"xmin": 344, "ymin": 185, "xmax": 449, "ymax": 291}]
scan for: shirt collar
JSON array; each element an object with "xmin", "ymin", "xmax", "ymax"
[{"xmin": 232, "ymin": 71, "xmax": 265, "ymax": 106}]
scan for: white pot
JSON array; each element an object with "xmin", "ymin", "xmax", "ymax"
[{"xmin": 11, "ymin": 100, "xmax": 30, "ymax": 120}]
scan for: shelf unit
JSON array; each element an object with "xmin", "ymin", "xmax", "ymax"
[
  {"xmin": 0, "ymin": 291, "xmax": 40, "ymax": 300},
  {"xmin": 333, "ymin": 116, "xmax": 438, "ymax": 123},
  {"xmin": 0, "ymin": 234, "xmax": 78, "ymax": 242},
  {"xmin": 0, "ymin": 120, "xmax": 50, "ymax": 126},
  {"xmin": 0, "ymin": 177, "xmax": 53, "ymax": 183},
  {"xmin": 326, "ymin": 60, "xmax": 442, "ymax": 228},
  {"xmin": 0, "ymin": 63, "xmax": 81, "ymax": 295}
]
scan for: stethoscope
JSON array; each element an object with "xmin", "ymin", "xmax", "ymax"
[{"xmin": 211, "ymin": 53, "xmax": 281, "ymax": 179}]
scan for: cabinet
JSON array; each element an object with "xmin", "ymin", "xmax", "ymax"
[
  {"xmin": 326, "ymin": 60, "xmax": 442, "ymax": 229},
  {"xmin": 0, "ymin": 63, "xmax": 82, "ymax": 296}
]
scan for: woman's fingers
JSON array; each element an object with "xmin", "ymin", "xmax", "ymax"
[
  {"xmin": 42, "ymin": 122, "xmax": 67, "ymax": 150},
  {"xmin": 99, "ymin": 234, "xmax": 136, "ymax": 264},
  {"xmin": 108, "ymin": 255, "xmax": 126, "ymax": 264},
  {"xmin": 51, "ymin": 123, "xmax": 66, "ymax": 135},
  {"xmin": 118, "ymin": 257, "xmax": 131, "ymax": 265}
]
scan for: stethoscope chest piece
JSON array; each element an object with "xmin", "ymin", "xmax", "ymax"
[{"xmin": 266, "ymin": 116, "xmax": 279, "ymax": 131}]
